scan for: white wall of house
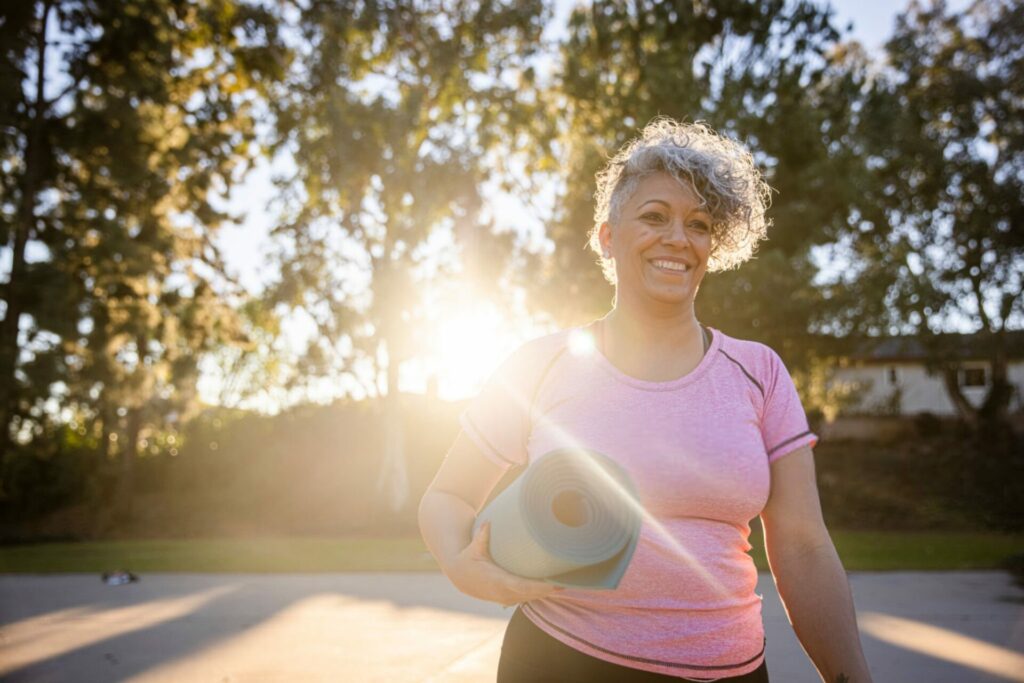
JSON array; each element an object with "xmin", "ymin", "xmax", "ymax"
[{"xmin": 832, "ymin": 360, "xmax": 1024, "ymax": 416}]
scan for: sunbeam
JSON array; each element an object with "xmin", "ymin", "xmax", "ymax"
[{"xmin": 859, "ymin": 612, "xmax": 1024, "ymax": 682}]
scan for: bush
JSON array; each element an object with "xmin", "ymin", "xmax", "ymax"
[
  {"xmin": 816, "ymin": 419, "xmax": 1024, "ymax": 532},
  {"xmin": 4, "ymin": 402, "xmax": 1020, "ymax": 541}
]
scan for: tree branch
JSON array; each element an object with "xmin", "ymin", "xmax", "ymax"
[{"xmin": 968, "ymin": 269, "xmax": 993, "ymax": 332}]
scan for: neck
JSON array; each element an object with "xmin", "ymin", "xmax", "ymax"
[
  {"xmin": 594, "ymin": 302, "xmax": 708, "ymax": 383},
  {"xmin": 602, "ymin": 302, "xmax": 702, "ymax": 349}
]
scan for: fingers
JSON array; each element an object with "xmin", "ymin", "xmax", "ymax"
[
  {"xmin": 470, "ymin": 521, "xmax": 492, "ymax": 559},
  {"xmin": 504, "ymin": 575, "xmax": 563, "ymax": 605},
  {"xmin": 499, "ymin": 584, "xmax": 562, "ymax": 609},
  {"xmin": 462, "ymin": 520, "xmax": 565, "ymax": 606}
]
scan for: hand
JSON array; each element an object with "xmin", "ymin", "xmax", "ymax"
[{"xmin": 448, "ymin": 521, "xmax": 564, "ymax": 607}]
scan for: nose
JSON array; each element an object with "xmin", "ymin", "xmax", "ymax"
[{"xmin": 661, "ymin": 219, "xmax": 690, "ymax": 248}]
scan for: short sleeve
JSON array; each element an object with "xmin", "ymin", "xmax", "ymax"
[
  {"xmin": 760, "ymin": 350, "xmax": 818, "ymax": 463},
  {"xmin": 459, "ymin": 344, "xmax": 538, "ymax": 470}
]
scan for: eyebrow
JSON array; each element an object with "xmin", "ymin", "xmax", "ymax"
[
  {"xmin": 637, "ymin": 200, "xmax": 670, "ymax": 210},
  {"xmin": 636, "ymin": 199, "xmax": 712, "ymax": 216}
]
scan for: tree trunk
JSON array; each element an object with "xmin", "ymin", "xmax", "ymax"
[
  {"xmin": 375, "ymin": 340, "xmax": 408, "ymax": 516},
  {"xmin": 941, "ymin": 364, "xmax": 979, "ymax": 428},
  {"xmin": 113, "ymin": 405, "xmax": 143, "ymax": 525},
  {"xmin": 939, "ymin": 330, "xmax": 1014, "ymax": 429},
  {"xmin": 100, "ymin": 408, "xmax": 115, "ymax": 460},
  {"xmin": 0, "ymin": 1, "xmax": 51, "ymax": 458},
  {"xmin": 980, "ymin": 332, "xmax": 1012, "ymax": 423}
]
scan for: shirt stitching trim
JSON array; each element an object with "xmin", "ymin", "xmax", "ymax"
[
  {"xmin": 717, "ymin": 348, "xmax": 765, "ymax": 398},
  {"xmin": 529, "ymin": 346, "xmax": 570, "ymax": 416},
  {"xmin": 766, "ymin": 430, "xmax": 814, "ymax": 457},
  {"xmin": 462, "ymin": 414, "xmax": 517, "ymax": 466},
  {"xmin": 524, "ymin": 345, "xmax": 570, "ymax": 453},
  {"xmin": 520, "ymin": 603, "xmax": 766, "ymax": 672}
]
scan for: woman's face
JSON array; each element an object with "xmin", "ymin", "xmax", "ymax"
[{"xmin": 599, "ymin": 172, "xmax": 712, "ymax": 310}]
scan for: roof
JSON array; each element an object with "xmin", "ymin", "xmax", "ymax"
[{"xmin": 842, "ymin": 330, "xmax": 1024, "ymax": 363}]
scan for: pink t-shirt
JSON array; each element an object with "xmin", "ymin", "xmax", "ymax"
[{"xmin": 460, "ymin": 327, "xmax": 818, "ymax": 680}]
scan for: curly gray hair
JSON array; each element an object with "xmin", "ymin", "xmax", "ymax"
[{"xmin": 590, "ymin": 118, "xmax": 772, "ymax": 283}]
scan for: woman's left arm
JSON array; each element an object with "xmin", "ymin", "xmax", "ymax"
[{"xmin": 760, "ymin": 445, "xmax": 873, "ymax": 683}]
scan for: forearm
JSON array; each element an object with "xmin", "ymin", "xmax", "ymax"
[
  {"xmin": 769, "ymin": 540, "xmax": 872, "ymax": 683},
  {"xmin": 418, "ymin": 489, "xmax": 476, "ymax": 576}
]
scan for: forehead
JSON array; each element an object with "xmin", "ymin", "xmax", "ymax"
[{"xmin": 622, "ymin": 172, "xmax": 704, "ymax": 210}]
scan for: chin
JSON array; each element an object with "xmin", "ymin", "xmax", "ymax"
[{"xmin": 646, "ymin": 288, "xmax": 694, "ymax": 306}]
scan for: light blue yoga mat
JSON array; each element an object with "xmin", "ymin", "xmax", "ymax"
[{"xmin": 475, "ymin": 448, "xmax": 642, "ymax": 590}]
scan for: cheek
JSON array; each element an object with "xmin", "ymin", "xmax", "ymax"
[
  {"xmin": 694, "ymin": 234, "xmax": 713, "ymax": 261},
  {"xmin": 629, "ymin": 227, "xmax": 661, "ymax": 251}
]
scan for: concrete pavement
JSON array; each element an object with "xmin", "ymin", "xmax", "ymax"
[{"xmin": 1, "ymin": 571, "xmax": 1021, "ymax": 682}]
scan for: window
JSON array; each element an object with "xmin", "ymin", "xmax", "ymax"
[{"xmin": 962, "ymin": 367, "xmax": 986, "ymax": 387}]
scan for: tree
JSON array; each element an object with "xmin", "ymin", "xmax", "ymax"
[
  {"xmin": 267, "ymin": 0, "xmax": 546, "ymax": 514},
  {"xmin": 516, "ymin": 0, "xmax": 858, "ymax": 368},
  {"xmin": 0, "ymin": 1, "xmax": 288, "ymax": 515},
  {"xmin": 840, "ymin": 0, "xmax": 1023, "ymax": 424}
]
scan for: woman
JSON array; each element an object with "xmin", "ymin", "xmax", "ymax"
[{"xmin": 418, "ymin": 119, "xmax": 872, "ymax": 682}]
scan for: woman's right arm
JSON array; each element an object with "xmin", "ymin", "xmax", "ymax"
[{"xmin": 418, "ymin": 430, "xmax": 561, "ymax": 606}]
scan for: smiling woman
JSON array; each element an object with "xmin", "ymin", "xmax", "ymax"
[
  {"xmin": 419, "ymin": 118, "xmax": 874, "ymax": 683},
  {"xmin": 598, "ymin": 174, "xmax": 713, "ymax": 311}
]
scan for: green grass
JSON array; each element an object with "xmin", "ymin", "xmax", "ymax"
[
  {"xmin": 0, "ymin": 531, "xmax": 1020, "ymax": 574},
  {"xmin": 748, "ymin": 528, "xmax": 1024, "ymax": 572},
  {"xmin": 0, "ymin": 537, "xmax": 438, "ymax": 574}
]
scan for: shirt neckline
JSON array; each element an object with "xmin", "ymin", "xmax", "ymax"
[{"xmin": 581, "ymin": 322, "xmax": 723, "ymax": 391}]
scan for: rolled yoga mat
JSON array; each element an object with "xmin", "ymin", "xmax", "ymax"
[{"xmin": 474, "ymin": 448, "xmax": 642, "ymax": 590}]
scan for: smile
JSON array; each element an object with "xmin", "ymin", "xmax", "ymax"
[{"xmin": 649, "ymin": 259, "xmax": 691, "ymax": 273}]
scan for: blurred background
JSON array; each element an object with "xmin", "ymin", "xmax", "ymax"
[{"xmin": 1, "ymin": 0, "xmax": 1021, "ymax": 546}]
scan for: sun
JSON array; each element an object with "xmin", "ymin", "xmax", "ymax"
[{"xmin": 422, "ymin": 302, "xmax": 538, "ymax": 401}]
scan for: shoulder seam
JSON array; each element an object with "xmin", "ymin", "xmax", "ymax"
[
  {"xmin": 717, "ymin": 347, "xmax": 765, "ymax": 398},
  {"xmin": 521, "ymin": 339, "xmax": 571, "ymax": 458},
  {"xmin": 528, "ymin": 344, "xmax": 570, "ymax": 418}
]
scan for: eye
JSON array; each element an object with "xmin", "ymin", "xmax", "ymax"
[
  {"xmin": 641, "ymin": 212, "xmax": 666, "ymax": 223},
  {"xmin": 689, "ymin": 220, "xmax": 711, "ymax": 233}
]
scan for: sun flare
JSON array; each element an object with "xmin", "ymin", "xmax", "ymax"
[{"xmin": 422, "ymin": 301, "xmax": 538, "ymax": 401}]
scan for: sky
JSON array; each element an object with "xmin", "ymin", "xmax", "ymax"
[{"xmin": 215, "ymin": 0, "xmax": 971, "ymax": 298}]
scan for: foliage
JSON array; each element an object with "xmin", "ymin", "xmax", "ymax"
[
  {"xmin": 815, "ymin": 418, "xmax": 1024, "ymax": 532},
  {"xmin": 266, "ymin": 0, "xmax": 545, "ymax": 398},
  {"xmin": 264, "ymin": 0, "xmax": 546, "ymax": 512},
  {"xmin": 2, "ymin": 1, "xmax": 1022, "ymax": 541},
  {"xmin": 0, "ymin": 1, "xmax": 288, "ymax": 510},
  {"xmin": 3, "ymin": 398, "xmax": 1021, "ymax": 541},
  {"xmin": 0, "ymin": 397, "xmax": 462, "ymax": 540},
  {"xmin": 515, "ymin": 0, "xmax": 864, "ymax": 369},
  {"xmin": 829, "ymin": 0, "xmax": 1024, "ymax": 422},
  {"xmin": 790, "ymin": 353, "xmax": 866, "ymax": 424}
]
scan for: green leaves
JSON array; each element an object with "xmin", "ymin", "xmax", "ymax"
[
  {"xmin": 1, "ymin": 1, "xmax": 289, "ymax": 462},
  {"xmin": 267, "ymin": 0, "xmax": 546, "ymax": 398},
  {"xmin": 519, "ymin": 0, "xmax": 850, "ymax": 345}
]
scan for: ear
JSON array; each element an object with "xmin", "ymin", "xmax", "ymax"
[{"xmin": 598, "ymin": 221, "xmax": 612, "ymax": 257}]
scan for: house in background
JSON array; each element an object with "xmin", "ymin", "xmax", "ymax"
[{"xmin": 830, "ymin": 331, "xmax": 1024, "ymax": 417}]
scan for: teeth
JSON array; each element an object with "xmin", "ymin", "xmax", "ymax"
[{"xmin": 651, "ymin": 259, "xmax": 689, "ymax": 272}]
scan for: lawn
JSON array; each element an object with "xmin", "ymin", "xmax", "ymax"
[
  {"xmin": 1, "ymin": 531, "xmax": 1021, "ymax": 574},
  {"xmin": 750, "ymin": 528, "xmax": 1024, "ymax": 572},
  {"xmin": 0, "ymin": 537, "xmax": 438, "ymax": 574}
]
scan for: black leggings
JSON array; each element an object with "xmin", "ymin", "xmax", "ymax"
[{"xmin": 497, "ymin": 607, "xmax": 770, "ymax": 683}]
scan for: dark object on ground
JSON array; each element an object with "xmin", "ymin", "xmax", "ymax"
[
  {"xmin": 101, "ymin": 570, "xmax": 139, "ymax": 585},
  {"xmin": 1001, "ymin": 553, "xmax": 1024, "ymax": 591}
]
